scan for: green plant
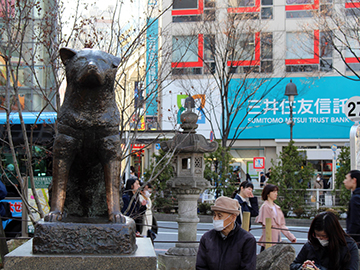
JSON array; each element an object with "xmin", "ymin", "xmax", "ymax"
[
  {"xmin": 268, "ymin": 141, "xmax": 314, "ymax": 217},
  {"xmin": 334, "ymin": 146, "xmax": 351, "ymax": 206},
  {"xmin": 204, "ymin": 143, "xmax": 236, "ymax": 197},
  {"xmin": 293, "ymin": 207, "xmax": 305, "ymax": 218},
  {"xmin": 198, "ymin": 203, "xmax": 212, "ymax": 215}
]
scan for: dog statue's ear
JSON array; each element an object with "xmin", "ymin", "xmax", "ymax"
[
  {"xmin": 112, "ymin": 56, "xmax": 121, "ymax": 68},
  {"xmin": 59, "ymin": 48, "xmax": 77, "ymax": 66}
]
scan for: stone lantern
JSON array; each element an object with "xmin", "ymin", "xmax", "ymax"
[{"xmin": 158, "ymin": 96, "xmax": 218, "ymax": 269}]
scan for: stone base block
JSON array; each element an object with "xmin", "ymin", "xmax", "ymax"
[
  {"xmin": 4, "ymin": 238, "xmax": 156, "ymax": 270},
  {"xmin": 33, "ymin": 216, "xmax": 136, "ymax": 255},
  {"xmin": 158, "ymin": 253, "xmax": 196, "ymax": 270}
]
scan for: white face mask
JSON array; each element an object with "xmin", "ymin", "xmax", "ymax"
[
  {"xmin": 213, "ymin": 214, "xmax": 232, "ymax": 231},
  {"xmin": 317, "ymin": 177, "xmax": 320, "ymax": 181},
  {"xmin": 317, "ymin": 238, "xmax": 329, "ymax": 246},
  {"xmin": 144, "ymin": 191, "xmax": 151, "ymax": 198}
]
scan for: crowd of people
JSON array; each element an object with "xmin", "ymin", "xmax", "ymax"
[
  {"xmin": 1, "ymin": 163, "xmax": 360, "ymax": 269},
  {"xmin": 195, "ymin": 169, "xmax": 360, "ymax": 270}
]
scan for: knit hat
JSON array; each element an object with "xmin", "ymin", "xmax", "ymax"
[{"xmin": 211, "ymin": 196, "xmax": 240, "ymax": 216}]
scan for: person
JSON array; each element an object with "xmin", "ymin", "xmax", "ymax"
[
  {"xmin": 2, "ymin": 164, "xmax": 20, "ymax": 197},
  {"xmin": 0, "ymin": 180, "xmax": 8, "ymax": 218},
  {"xmin": 246, "ymin": 173, "xmax": 252, "ymax": 182},
  {"xmin": 290, "ymin": 211, "xmax": 359, "ymax": 270},
  {"xmin": 231, "ymin": 181, "xmax": 259, "ymax": 229},
  {"xmin": 314, "ymin": 174, "xmax": 324, "ymax": 205},
  {"xmin": 130, "ymin": 166, "xmax": 138, "ymax": 178},
  {"xmin": 265, "ymin": 168, "xmax": 271, "ymax": 180},
  {"xmin": 139, "ymin": 183, "xmax": 156, "ymax": 241},
  {"xmin": 196, "ymin": 196, "xmax": 256, "ymax": 270},
  {"xmin": 122, "ymin": 178, "xmax": 146, "ymax": 234},
  {"xmin": 255, "ymin": 184, "xmax": 296, "ymax": 252},
  {"xmin": 343, "ymin": 170, "xmax": 360, "ymax": 248},
  {"xmin": 260, "ymin": 172, "xmax": 265, "ymax": 188}
]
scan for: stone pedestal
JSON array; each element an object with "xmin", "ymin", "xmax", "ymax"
[
  {"xmin": 4, "ymin": 238, "xmax": 156, "ymax": 270},
  {"xmin": 33, "ymin": 216, "xmax": 136, "ymax": 255},
  {"xmin": 158, "ymin": 253, "xmax": 197, "ymax": 270}
]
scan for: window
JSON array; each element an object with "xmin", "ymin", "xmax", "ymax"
[
  {"xmin": 345, "ymin": 0, "xmax": 360, "ymax": 16},
  {"xmin": 261, "ymin": 32, "xmax": 273, "ymax": 73},
  {"xmin": 286, "ymin": 30, "xmax": 333, "ymax": 73},
  {"xmin": 173, "ymin": 0, "xmax": 198, "ymax": 9},
  {"xmin": 172, "ymin": 0, "xmax": 215, "ymax": 22},
  {"xmin": 286, "ymin": 0, "xmax": 320, "ymax": 18},
  {"xmin": 319, "ymin": 31, "xmax": 333, "ymax": 72},
  {"xmin": 228, "ymin": 0, "xmax": 273, "ymax": 20},
  {"xmin": 172, "ymin": 34, "xmax": 215, "ymax": 75},
  {"xmin": 345, "ymin": 30, "xmax": 360, "ymax": 71},
  {"xmin": 228, "ymin": 32, "xmax": 273, "ymax": 73},
  {"xmin": 286, "ymin": 31, "xmax": 318, "ymax": 72}
]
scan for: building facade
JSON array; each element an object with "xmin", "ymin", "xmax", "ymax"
[
  {"xmin": 157, "ymin": 0, "xmax": 360, "ymax": 186},
  {"xmin": 0, "ymin": 0, "xmax": 58, "ymax": 176}
]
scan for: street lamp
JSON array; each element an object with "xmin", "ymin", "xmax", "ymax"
[{"xmin": 285, "ymin": 80, "xmax": 298, "ymax": 142}]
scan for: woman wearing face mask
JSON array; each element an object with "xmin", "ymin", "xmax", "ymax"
[
  {"xmin": 290, "ymin": 211, "xmax": 359, "ymax": 270},
  {"xmin": 231, "ymin": 181, "xmax": 259, "ymax": 228},
  {"xmin": 122, "ymin": 179, "xmax": 147, "ymax": 235},
  {"xmin": 139, "ymin": 183, "xmax": 156, "ymax": 240},
  {"xmin": 196, "ymin": 196, "xmax": 256, "ymax": 270},
  {"xmin": 255, "ymin": 184, "xmax": 296, "ymax": 252}
]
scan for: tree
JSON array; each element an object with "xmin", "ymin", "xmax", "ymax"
[
  {"xmin": 165, "ymin": 7, "xmax": 286, "ymax": 194},
  {"xmin": 304, "ymin": 2, "xmax": 360, "ymax": 81},
  {"xmin": 204, "ymin": 143, "xmax": 235, "ymax": 197},
  {"xmin": 0, "ymin": 0, "xmax": 176, "ymax": 228},
  {"xmin": 334, "ymin": 146, "xmax": 351, "ymax": 206},
  {"xmin": 0, "ymin": 0, "xmax": 61, "ymax": 223},
  {"xmin": 268, "ymin": 141, "xmax": 314, "ymax": 217}
]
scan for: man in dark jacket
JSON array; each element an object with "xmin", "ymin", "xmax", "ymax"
[
  {"xmin": 344, "ymin": 170, "xmax": 360, "ymax": 247},
  {"xmin": 233, "ymin": 181, "xmax": 259, "ymax": 228},
  {"xmin": 196, "ymin": 196, "xmax": 256, "ymax": 270}
]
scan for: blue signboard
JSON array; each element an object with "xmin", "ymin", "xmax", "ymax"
[
  {"xmin": 0, "ymin": 111, "xmax": 57, "ymax": 124},
  {"xmin": 145, "ymin": 6, "xmax": 159, "ymax": 117},
  {"xmin": 229, "ymin": 76, "xmax": 357, "ymax": 139}
]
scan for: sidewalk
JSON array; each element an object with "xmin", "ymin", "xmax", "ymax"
[{"xmin": 154, "ymin": 213, "xmax": 346, "ymax": 227}]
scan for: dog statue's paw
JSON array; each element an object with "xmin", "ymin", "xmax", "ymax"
[
  {"xmin": 44, "ymin": 210, "xmax": 64, "ymax": 222},
  {"xmin": 109, "ymin": 212, "xmax": 126, "ymax": 224}
]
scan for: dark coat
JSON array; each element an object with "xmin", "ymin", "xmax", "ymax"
[
  {"xmin": 347, "ymin": 187, "xmax": 360, "ymax": 247},
  {"xmin": 234, "ymin": 194, "xmax": 259, "ymax": 228},
  {"xmin": 196, "ymin": 223, "xmax": 256, "ymax": 270},
  {"xmin": 122, "ymin": 192, "xmax": 146, "ymax": 233},
  {"xmin": 290, "ymin": 237, "xmax": 359, "ymax": 270},
  {"xmin": 0, "ymin": 181, "xmax": 7, "ymax": 217}
]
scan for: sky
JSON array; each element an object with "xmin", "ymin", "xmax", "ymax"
[{"xmin": 61, "ymin": 0, "xmax": 145, "ymax": 33}]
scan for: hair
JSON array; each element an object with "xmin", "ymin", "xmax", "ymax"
[
  {"xmin": 125, "ymin": 179, "xmax": 138, "ymax": 195},
  {"xmin": 308, "ymin": 211, "xmax": 350, "ymax": 270},
  {"xmin": 146, "ymin": 183, "xmax": 152, "ymax": 189},
  {"xmin": 130, "ymin": 166, "xmax": 136, "ymax": 173},
  {"xmin": 348, "ymin": 170, "xmax": 360, "ymax": 188},
  {"xmin": 231, "ymin": 181, "xmax": 254, "ymax": 199},
  {"xmin": 261, "ymin": 184, "xmax": 278, "ymax": 201}
]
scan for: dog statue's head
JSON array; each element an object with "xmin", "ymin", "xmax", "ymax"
[{"xmin": 60, "ymin": 48, "xmax": 121, "ymax": 87}]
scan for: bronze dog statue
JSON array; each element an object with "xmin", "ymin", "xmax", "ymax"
[{"xmin": 45, "ymin": 48, "xmax": 126, "ymax": 223}]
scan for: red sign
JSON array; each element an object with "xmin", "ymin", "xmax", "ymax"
[
  {"xmin": 131, "ymin": 144, "xmax": 145, "ymax": 151},
  {"xmin": 253, "ymin": 157, "xmax": 265, "ymax": 170}
]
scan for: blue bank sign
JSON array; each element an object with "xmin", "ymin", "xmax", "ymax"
[{"xmin": 231, "ymin": 76, "xmax": 356, "ymax": 140}]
